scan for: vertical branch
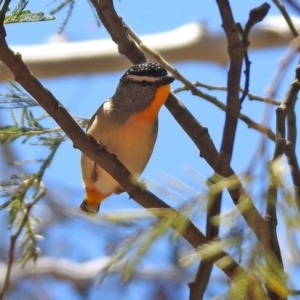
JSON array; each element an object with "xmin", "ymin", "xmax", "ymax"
[
  {"xmin": 264, "ymin": 111, "xmax": 286, "ymax": 300},
  {"xmin": 273, "ymin": 0, "xmax": 300, "ymax": 214},
  {"xmin": 279, "ymin": 66, "xmax": 300, "ymax": 212},
  {"xmin": 265, "ymin": 63, "xmax": 300, "ymax": 300},
  {"xmin": 216, "ymin": 0, "xmax": 245, "ymax": 168},
  {"xmin": 189, "ymin": 3, "xmax": 270, "ymax": 299},
  {"xmin": 285, "ymin": 80, "xmax": 300, "ymax": 211},
  {"xmin": 0, "ymin": 0, "xmax": 11, "ymax": 24}
]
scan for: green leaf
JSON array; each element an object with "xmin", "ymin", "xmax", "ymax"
[
  {"xmin": 5, "ymin": 10, "xmax": 55, "ymax": 24},
  {"xmin": 8, "ymin": 196, "xmax": 22, "ymax": 227}
]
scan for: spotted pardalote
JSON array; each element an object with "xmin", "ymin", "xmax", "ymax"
[{"xmin": 80, "ymin": 62, "xmax": 174, "ymax": 213}]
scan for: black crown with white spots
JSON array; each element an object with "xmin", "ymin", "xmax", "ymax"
[{"xmin": 125, "ymin": 62, "xmax": 167, "ymax": 77}]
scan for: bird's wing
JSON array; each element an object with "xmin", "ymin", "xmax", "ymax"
[
  {"xmin": 86, "ymin": 100, "xmax": 108, "ymax": 132},
  {"xmin": 86, "ymin": 108, "xmax": 99, "ymax": 132}
]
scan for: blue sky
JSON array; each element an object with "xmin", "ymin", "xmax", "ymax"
[{"xmin": 1, "ymin": 0, "xmax": 300, "ymax": 299}]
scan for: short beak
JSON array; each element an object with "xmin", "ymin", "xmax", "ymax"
[{"xmin": 159, "ymin": 75, "xmax": 175, "ymax": 86}]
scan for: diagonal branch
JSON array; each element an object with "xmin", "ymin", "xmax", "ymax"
[{"xmin": 273, "ymin": 0, "xmax": 299, "ymax": 38}]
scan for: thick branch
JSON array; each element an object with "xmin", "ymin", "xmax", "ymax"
[{"xmin": 90, "ymin": 0, "xmax": 146, "ymax": 64}]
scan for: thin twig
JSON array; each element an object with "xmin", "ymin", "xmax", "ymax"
[
  {"xmin": 284, "ymin": 0, "xmax": 300, "ymax": 14},
  {"xmin": 272, "ymin": 0, "xmax": 300, "ymax": 212},
  {"xmin": 273, "ymin": 0, "xmax": 299, "ymax": 38},
  {"xmin": 0, "ymin": 138, "xmax": 61, "ymax": 299},
  {"xmin": 239, "ymin": 3, "xmax": 270, "ymax": 104},
  {"xmin": 282, "ymin": 69, "xmax": 300, "ymax": 211},
  {"xmin": 0, "ymin": 184, "xmax": 46, "ymax": 299},
  {"xmin": 264, "ymin": 125, "xmax": 286, "ymax": 300},
  {"xmin": 239, "ymin": 49, "xmax": 251, "ymax": 104},
  {"xmin": 264, "ymin": 61, "xmax": 300, "ymax": 300},
  {"xmin": 173, "ymin": 81, "xmax": 281, "ymax": 106}
]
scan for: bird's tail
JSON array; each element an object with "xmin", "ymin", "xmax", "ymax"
[{"xmin": 80, "ymin": 199, "xmax": 100, "ymax": 214}]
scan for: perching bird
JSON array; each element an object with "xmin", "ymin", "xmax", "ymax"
[{"xmin": 80, "ymin": 62, "xmax": 174, "ymax": 213}]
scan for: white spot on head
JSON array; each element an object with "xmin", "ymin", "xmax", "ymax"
[
  {"xmin": 126, "ymin": 74, "xmax": 162, "ymax": 83},
  {"xmin": 103, "ymin": 100, "xmax": 113, "ymax": 113}
]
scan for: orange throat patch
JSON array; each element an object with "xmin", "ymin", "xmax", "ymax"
[
  {"xmin": 85, "ymin": 188, "xmax": 109, "ymax": 206},
  {"xmin": 133, "ymin": 84, "xmax": 170, "ymax": 122}
]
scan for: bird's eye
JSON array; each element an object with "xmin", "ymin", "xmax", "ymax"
[{"xmin": 140, "ymin": 80, "xmax": 147, "ymax": 87}]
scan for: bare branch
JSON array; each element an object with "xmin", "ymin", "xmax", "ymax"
[
  {"xmin": 273, "ymin": 0, "xmax": 299, "ymax": 37},
  {"xmin": 173, "ymin": 82, "xmax": 281, "ymax": 106}
]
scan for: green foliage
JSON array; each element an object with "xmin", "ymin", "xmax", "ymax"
[
  {"xmin": 0, "ymin": 82, "xmax": 66, "ymax": 270},
  {"xmin": 49, "ymin": 0, "xmax": 100, "ymax": 33},
  {"xmin": 4, "ymin": 0, "xmax": 55, "ymax": 24},
  {"xmin": 5, "ymin": 10, "xmax": 55, "ymax": 24},
  {"xmin": 0, "ymin": 82, "xmax": 39, "ymax": 109},
  {"xmin": 50, "ymin": 0, "xmax": 74, "ymax": 33}
]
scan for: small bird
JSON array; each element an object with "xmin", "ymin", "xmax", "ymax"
[{"xmin": 80, "ymin": 62, "xmax": 174, "ymax": 213}]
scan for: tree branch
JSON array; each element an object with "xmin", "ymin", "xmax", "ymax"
[
  {"xmin": 273, "ymin": 0, "xmax": 299, "ymax": 37},
  {"xmin": 173, "ymin": 82, "xmax": 281, "ymax": 106},
  {"xmin": 190, "ymin": 3, "xmax": 269, "ymax": 299},
  {"xmin": 278, "ymin": 66, "xmax": 300, "ymax": 211}
]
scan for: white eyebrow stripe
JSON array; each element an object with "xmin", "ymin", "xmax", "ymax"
[{"xmin": 126, "ymin": 74, "xmax": 162, "ymax": 82}]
